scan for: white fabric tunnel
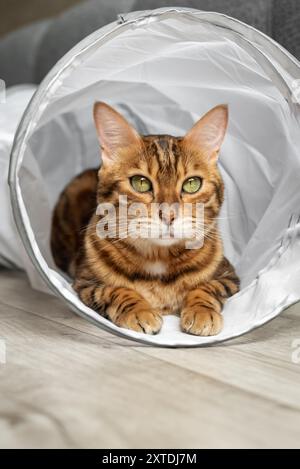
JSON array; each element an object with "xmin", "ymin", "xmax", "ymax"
[{"xmin": 1, "ymin": 7, "xmax": 300, "ymax": 346}]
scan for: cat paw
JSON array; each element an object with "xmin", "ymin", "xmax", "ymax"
[
  {"xmin": 116, "ymin": 308, "xmax": 163, "ymax": 335},
  {"xmin": 181, "ymin": 307, "xmax": 223, "ymax": 336}
]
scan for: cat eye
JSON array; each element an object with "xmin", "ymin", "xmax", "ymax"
[
  {"xmin": 182, "ymin": 176, "xmax": 202, "ymax": 194},
  {"xmin": 130, "ymin": 175, "xmax": 152, "ymax": 193}
]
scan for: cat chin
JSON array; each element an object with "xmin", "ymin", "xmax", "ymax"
[
  {"xmin": 126, "ymin": 236, "xmax": 187, "ymax": 250},
  {"xmin": 147, "ymin": 237, "xmax": 183, "ymax": 247}
]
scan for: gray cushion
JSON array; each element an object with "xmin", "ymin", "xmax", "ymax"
[
  {"xmin": 0, "ymin": 0, "xmax": 300, "ymax": 87},
  {"xmin": 273, "ymin": 0, "xmax": 300, "ymax": 60},
  {"xmin": 35, "ymin": 0, "xmax": 135, "ymax": 82},
  {"xmin": 0, "ymin": 20, "xmax": 51, "ymax": 86},
  {"xmin": 133, "ymin": 0, "xmax": 273, "ymax": 35}
]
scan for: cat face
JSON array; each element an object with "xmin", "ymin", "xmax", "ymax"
[{"xmin": 94, "ymin": 102, "xmax": 228, "ymax": 248}]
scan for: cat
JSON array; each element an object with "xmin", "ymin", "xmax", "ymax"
[{"xmin": 51, "ymin": 102, "xmax": 239, "ymax": 336}]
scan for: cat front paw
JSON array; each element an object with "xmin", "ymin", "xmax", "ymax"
[
  {"xmin": 115, "ymin": 308, "xmax": 163, "ymax": 335},
  {"xmin": 181, "ymin": 307, "xmax": 223, "ymax": 336}
]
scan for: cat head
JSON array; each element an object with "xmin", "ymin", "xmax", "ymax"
[{"xmin": 93, "ymin": 102, "xmax": 228, "ymax": 249}]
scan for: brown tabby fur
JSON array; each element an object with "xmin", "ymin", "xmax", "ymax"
[{"xmin": 51, "ymin": 103, "xmax": 239, "ymax": 336}]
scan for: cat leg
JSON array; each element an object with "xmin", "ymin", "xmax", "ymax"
[
  {"xmin": 74, "ymin": 278, "xmax": 162, "ymax": 335},
  {"xmin": 181, "ymin": 274, "xmax": 239, "ymax": 336}
]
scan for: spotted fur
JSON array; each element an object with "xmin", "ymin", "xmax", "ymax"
[{"xmin": 51, "ymin": 103, "xmax": 239, "ymax": 336}]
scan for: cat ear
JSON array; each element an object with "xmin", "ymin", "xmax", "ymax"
[
  {"xmin": 93, "ymin": 102, "xmax": 141, "ymax": 163},
  {"xmin": 184, "ymin": 105, "xmax": 228, "ymax": 161}
]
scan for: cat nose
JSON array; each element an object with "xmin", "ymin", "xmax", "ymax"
[{"xmin": 159, "ymin": 210, "xmax": 176, "ymax": 226}]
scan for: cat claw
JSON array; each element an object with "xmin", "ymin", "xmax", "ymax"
[
  {"xmin": 181, "ymin": 308, "xmax": 223, "ymax": 336},
  {"xmin": 116, "ymin": 309, "xmax": 163, "ymax": 335}
]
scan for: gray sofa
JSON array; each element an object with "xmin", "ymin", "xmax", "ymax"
[{"xmin": 0, "ymin": 0, "xmax": 300, "ymax": 87}]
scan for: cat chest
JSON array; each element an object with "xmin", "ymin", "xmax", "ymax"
[
  {"xmin": 135, "ymin": 261, "xmax": 187, "ymax": 315},
  {"xmin": 137, "ymin": 282, "xmax": 184, "ymax": 315}
]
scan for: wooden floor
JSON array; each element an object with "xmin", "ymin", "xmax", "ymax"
[{"xmin": 0, "ymin": 268, "xmax": 300, "ymax": 449}]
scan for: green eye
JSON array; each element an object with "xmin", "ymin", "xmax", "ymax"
[
  {"xmin": 130, "ymin": 175, "xmax": 152, "ymax": 193},
  {"xmin": 182, "ymin": 177, "xmax": 202, "ymax": 194}
]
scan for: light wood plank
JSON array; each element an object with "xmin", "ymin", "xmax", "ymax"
[
  {"xmin": 0, "ymin": 269, "xmax": 134, "ymax": 347},
  {"xmin": 136, "ymin": 307, "xmax": 300, "ymax": 410},
  {"xmin": 1, "ymin": 269, "xmax": 300, "ymax": 448}
]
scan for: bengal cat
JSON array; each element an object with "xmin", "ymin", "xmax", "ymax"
[{"xmin": 51, "ymin": 102, "xmax": 239, "ymax": 336}]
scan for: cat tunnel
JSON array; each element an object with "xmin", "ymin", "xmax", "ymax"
[{"xmin": 2, "ymin": 7, "xmax": 300, "ymax": 346}]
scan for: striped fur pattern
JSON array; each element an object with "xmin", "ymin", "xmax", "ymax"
[{"xmin": 51, "ymin": 103, "xmax": 239, "ymax": 336}]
